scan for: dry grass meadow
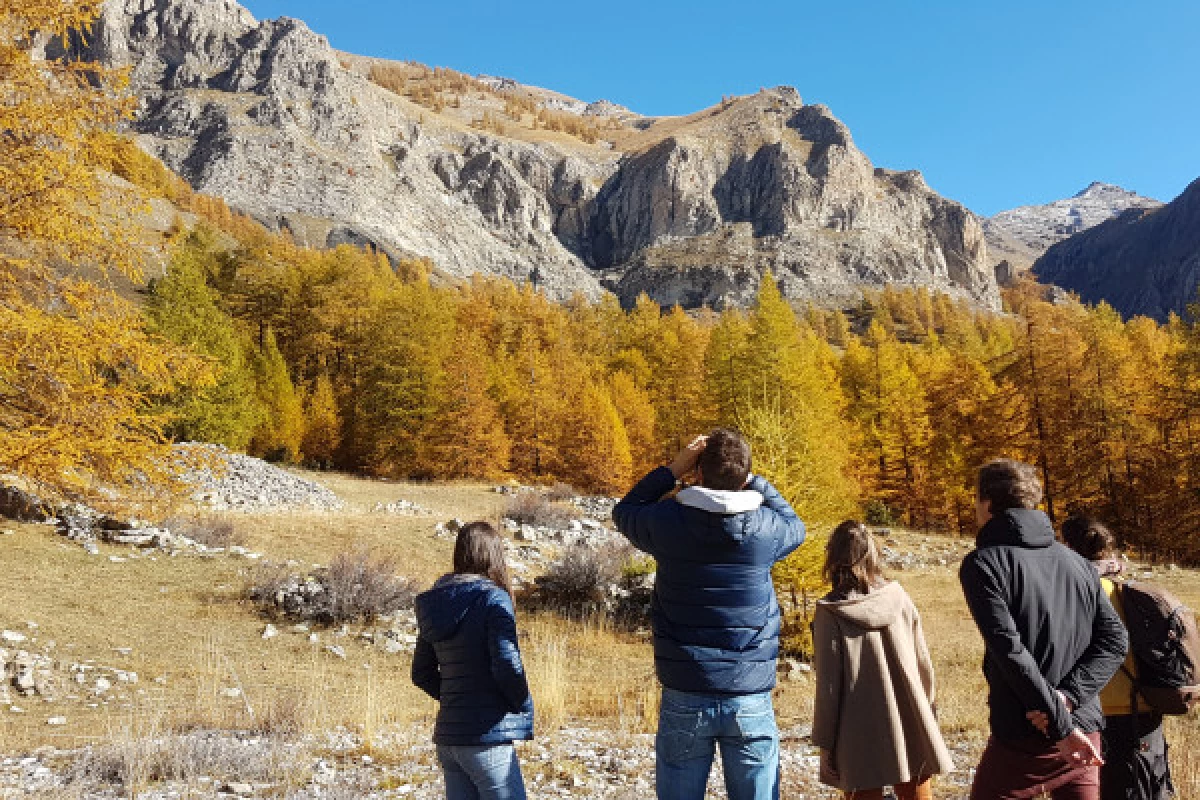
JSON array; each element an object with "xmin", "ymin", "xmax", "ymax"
[{"xmin": 1, "ymin": 469, "xmax": 1197, "ymax": 797}]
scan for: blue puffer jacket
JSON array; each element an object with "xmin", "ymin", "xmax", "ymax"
[
  {"xmin": 613, "ymin": 466, "xmax": 806, "ymax": 696},
  {"xmin": 411, "ymin": 574, "xmax": 534, "ymax": 745}
]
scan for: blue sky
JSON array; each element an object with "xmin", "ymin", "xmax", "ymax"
[{"xmin": 242, "ymin": 0, "xmax": 1199, "ymax": 216}]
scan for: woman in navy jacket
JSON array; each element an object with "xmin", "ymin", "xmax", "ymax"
[{"xmin": 413, "ymin": 522, "xmax": 534, "ymax": 800}]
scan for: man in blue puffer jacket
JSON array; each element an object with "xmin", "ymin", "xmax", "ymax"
[{"xmin": 613, "ymin": 428, "xmax": 806, "ymax": 800}]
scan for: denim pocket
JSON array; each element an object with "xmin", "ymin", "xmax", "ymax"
[
  {"xmin": 658, "ymin": 708, "xmax": 704, "ymax": 764},
  {"xmin": 732, "ymin": 708, "xmax": 778, "ymax": 739}
]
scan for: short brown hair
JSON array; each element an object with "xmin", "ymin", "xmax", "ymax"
[
  {"xmin": 453, "ymin": 521, "xmax": 512, "ymax": 595},
  {"xmin": 1061, "ymin": 515, "xmax": 1117, "ymax": 561},
  {"xmin": 698, "ymin": 428, "xmax": 752, "ymax": 491},
  {"xmin": 824, "ymin": 520, "xmax": 885, "ymax": 595},
  {"xmin": 977, "ymin": 459, "xmax": 1043, "ymax": 512}
]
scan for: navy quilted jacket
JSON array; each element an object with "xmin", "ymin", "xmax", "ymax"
[
  {"xmin": 613, "ymin": 466, "xmax": 806, "ymax": 695},
  {"xmin": 411, "ymin": 574, "xmax": 534, "ymax": 745}
]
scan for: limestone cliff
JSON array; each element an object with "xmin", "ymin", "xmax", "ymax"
[{"xmin": 77, "ymin": 0, "xmax": 1000, "ymax": 309}]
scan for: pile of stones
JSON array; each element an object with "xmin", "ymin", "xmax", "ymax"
[
  {"xmin": 1, "ymin": 627, "xmax": 141, "ymax": 720},
  {"xmin": 175, "ymin": 444, "xmax": 344, "ymax": 513}
]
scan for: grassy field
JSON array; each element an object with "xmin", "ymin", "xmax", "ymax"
[{"xmin": 1, "ymin": 470, "xmax": 1197, "ymax": 797}]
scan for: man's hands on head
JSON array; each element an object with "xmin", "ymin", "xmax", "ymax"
[{"xmin": 669, "ymin": 435, "xmax": 708, "ymax": 480}]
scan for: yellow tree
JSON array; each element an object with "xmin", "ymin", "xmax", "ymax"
[
  {"xmin": 301, "ymin": 373, "xmax": 341, "ymax": 469},
  {"xmin": 558, "ymin": 380, "xmax": 632, "ymax": 494},
  {"xmin": 431, "ymin": 326, "xmax": 512, "ymax": 480},
  {"xmin": 250, "ymin": 330, "xmax": 305, "ymax": 463},
  {"xmin": 0, "ymin": 0, "xmax": 208, "ymax": 499},
  {"xmin": 609, "ymin": 370, "xmax": 659, "ymax": 477},
  {"xmin": 738, "ymin": 275, "xmax": 858, "ymax": 526},
  {"xmin": 146, "ymin": 227, "xmax": 264, "ymax": 449}
]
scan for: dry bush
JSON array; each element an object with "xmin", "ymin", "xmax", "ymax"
[
  {"xmin": 535, "ymin": 543, "xmax": 626, "ymax": 612},
  {"xmin": 504, "ymin": 492, "xmax": 578, "ymax": 529},
  {"xmin": 67, "ymin": 730, "xmax": 308, "ymax": 793},
  {"xmin": 247, "ymin": 549, "xmax": 417, "ymax": 626},
  {"xmin": 165, "ymin": 513, "xmax": 246, "ymax": 549},
  {"xmin": 525, "ymin": 543, "xmax": 653, "ymax": 621},
  {"xmin": 322, "ymin": 549, "xmax": 418, "ymax": 625},
  {"xmin": 543, "ymin": 482, "xmax": 577, "ymax": 503}
]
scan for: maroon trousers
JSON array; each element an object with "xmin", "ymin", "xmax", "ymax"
[{"xmin": 970, "ymin": 733, "xmax": 1102, "ymax": 800}]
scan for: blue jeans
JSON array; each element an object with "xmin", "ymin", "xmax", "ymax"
[
  {"xmin": 436, "ymin": 744, "xmax": 527, "ymax": 800},
  {"xmin": 656, "ymin": 688, "xmax": 780, "ymax": 800}
]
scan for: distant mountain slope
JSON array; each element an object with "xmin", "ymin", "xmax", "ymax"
[
  {"xmin": 984, "ymin": 182, "xmax": 1161, "ymax": 276},
  {"xmin": 66, "ymin": 0, "xmax": 1000, "ymax": 309},
  {"xmin": 1032, "ymin": 178, "xmax": 1200, "ymax": 321}
]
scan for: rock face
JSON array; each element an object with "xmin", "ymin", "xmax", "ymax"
[
  {"xmin": 984, "ymin": 182, "xmax": 1162, "ymax": 276},
  {"xmin": 592, "ymin": 94, "xmax": 997, "ymax": 309},
  {"xmin": 1032, "ymin": 177, "xmax": 1200, "ymax": 322},
  {"xmin": 78, "ymin": 0, "xmax": 1000, "ymax": 309}
]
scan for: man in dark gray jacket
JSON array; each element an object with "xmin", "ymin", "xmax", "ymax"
[{"xmin": 960, "ymin": 459, "xmax": 1128, "ymax": 800}]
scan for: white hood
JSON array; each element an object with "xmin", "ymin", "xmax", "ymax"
[{"xmin": 675, "ymin": 483, "xmax": 764, "ymax": 515}]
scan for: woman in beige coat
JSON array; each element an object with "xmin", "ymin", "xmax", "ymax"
[{"xmin": 812, "ymin": 521, "xmax": 954, "ymax": 800}]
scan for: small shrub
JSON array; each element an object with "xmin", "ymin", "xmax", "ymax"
[
  {"xmin": 543, "ymin": 482, "xmax": 577, "ymax": 503},
  {"xmin": 164, "ymin": 514, "xmax": 246, "ymax": 549},
  {"xmin": 622, "ymin": 554, "xmax": 657, "ymax": 581},
  {"xmin": 527, "ymin": 543, "xmax": 653, "ymax": 623},
  {"xmin": 248, "ymin": 549, "xmax": 417, "ymax": 626},
  {"xmin": 505, "ymin": 492, "xmax": 579, "ymax": 529},
  {"xmin": 323, "ymin": 549, "xmax": 417, "ymax": 625},
  {"xmin": 863, "ymin": 499, "xmax": 897, "ymax": 527}
]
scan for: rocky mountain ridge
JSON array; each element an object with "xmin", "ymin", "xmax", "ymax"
[
  {"xmin": 73, "ymin": 0, "xmax": 1001, "ymax": 309},
  {"xmin": 1032, "ymin": 177, "xmax": 1200, "ymax": 321},
  {"xmin": 984, "ymin": 182, "xmax": 1162, "ymax": 278}
]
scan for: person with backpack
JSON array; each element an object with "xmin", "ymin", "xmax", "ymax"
[
  {"xmin": 1060, "ymin": 515, "xmax": 1191, "ymax": 800},
  {"xmin": 612, "ymin": 429, "xmax": 806, "ymax": 800},
  {"xmin": 812, "ymin": 520, "xmax": 954, "ymax": 800},
  {"xmin": 960, "ymin": 460, "xmax": 1129, "ymax": 800},
  {"xmin": 412, "ymin": 522, "xmax": 533, "ymax": 800}
]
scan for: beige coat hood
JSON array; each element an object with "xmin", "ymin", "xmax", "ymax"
[{"xmin": 817, "ymin": 580, "xmax": 909, "ymax": 630}]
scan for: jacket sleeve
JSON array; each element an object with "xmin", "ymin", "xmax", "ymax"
[
  {"xmin": 959, "ymin": 556, "xmax": 1074, "ymax": 740},
  {"xmin": 1056, "ymin": 580, "xmax": 1129, "ymax": 713},
  {"xmin": 411, "ymin": 635, "xmax": 441, "ymax": 700},
  {"xmin": 486, "ymin": 591, "xmax": 533, "ymax": 712},
  {"xmin": 611, "ymin": 466, "xmax": 679, "ymax": 557},
  {"xmin": 745, "ymin": 474, "xmax": 806, "ymax": 561},
  {"xmin": 811, "ymin": 606, "xmax": 844, "ymax": 752}
]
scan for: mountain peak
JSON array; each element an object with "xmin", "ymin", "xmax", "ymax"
[
  {"xmin": 1072, "ymin": 181, "xmax": 1151, "ymax": 201},
  {"xmin": 984, "ymin": 182, "xmax": 1163, "ymax": 275}
]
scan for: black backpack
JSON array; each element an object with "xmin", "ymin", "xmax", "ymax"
[{"xmin": 1117, "ymin": 580, "xmax": 1200, "ymax": 715}]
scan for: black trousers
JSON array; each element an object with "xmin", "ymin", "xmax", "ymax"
[{"xmin": 1101, "ymin": 714, "xmax": 1175, "ymax": 800}]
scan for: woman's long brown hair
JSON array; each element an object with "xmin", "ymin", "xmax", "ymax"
[
  {"xmin": 453, "ymin": 521, "xmax": 512, "ymax": 595},
  {"xmin": 823, "ymin": 520, "xmax": 885, "ymax": 596}
]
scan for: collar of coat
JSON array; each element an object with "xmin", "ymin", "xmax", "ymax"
[{"xmin": 675, "ymin": 483, "xmax": 764, "ymax": 515}]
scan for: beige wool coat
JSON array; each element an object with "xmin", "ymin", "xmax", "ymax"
[{"xmin": 811, "ymin": 581, "xmax": 954, "ymax": 792}]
